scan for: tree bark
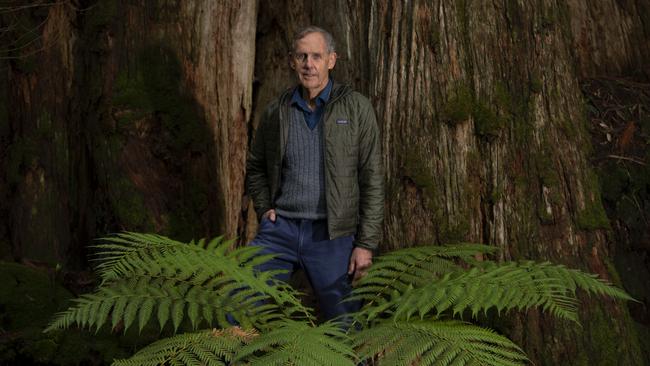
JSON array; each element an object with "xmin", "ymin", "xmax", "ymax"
[
  {"xmin": 252, "ymin": 0, "xmax": 648, "ymax": 364},
  {"xmin": 1, "ymin": 0, "xmax": 256, "ymax": 266},
  {"xmin": 2, "ymin": 2, "xmax": 83, "ymax": 265}
]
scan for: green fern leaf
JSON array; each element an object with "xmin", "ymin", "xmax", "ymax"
[
  {"xmin": 96, "ymin": 297, "xmax": 114, "ymax": 332},
  {"xmin": 205, "ymin": 235, "xmax": 224, "ymax": 251},
  {"xmin": 157, "ymin": 297, "xmax": 171, "ymax": 330},
  {"xmin": 354, "ymin": 320, "xmax": 527, "ymax": 366},
  {"xmin": 94, "ymin": 232, "xmax": 312, "ymax": 323},
  {"xmin": 353, "ymin": 245, "xmax": 633, "ymax": 324},
  {"xmin": 48, "ymin": 236, "xmax": 637, "ymax": 366},
  {"xmin": 112, "ymin": 328, "xmax": 253, "ymax": 366},
  {"xmin": 112, "ymin": 295, "xmax": 128, "ymax": 330},
  {"xmin": 188, "ymin": 301, "xmax": 200, "ymax": 329},
  {"xmin": 200, "ymin": 293, "xmax": 215, "ymax": 326},
  {"xmin": 138, "ymin": 297, "xmax": 155, "ymax": 332},
  {"xmin": 123, "ymin": 296, "xmax": 142, "ymax": 332},
  {"xmin": 58, "ymin": 233, "xmax": 312, "ymax": 333},
  {"xmin": 172, "ymin": 299, "xmax": 185, "ymax": 332},
  {"xmin": 234, "ymin": 320, "xmax": 357, "ymax": 366}
]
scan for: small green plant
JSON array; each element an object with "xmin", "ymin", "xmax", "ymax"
[{"xmin": 46, "ymin": 233, "xmax": 633, "ymax": 365}]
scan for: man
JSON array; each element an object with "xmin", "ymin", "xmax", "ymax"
[{"xmin": 246, "ymin": 26, "xmax": 383, "ymax": 321}]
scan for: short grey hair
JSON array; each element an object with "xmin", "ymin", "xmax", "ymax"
[{"xmin": 292, "ymin": 26, "xmax": 336, "ymax": 53}]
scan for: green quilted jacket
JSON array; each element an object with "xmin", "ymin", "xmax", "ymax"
[{"xmin": 246, "ymin": 82, "xmax": 384, "ymax": 250}]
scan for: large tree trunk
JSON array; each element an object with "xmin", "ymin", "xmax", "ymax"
[
  {"xmin": 253, "ymin": 0, "xmax": 648, "ymax": 364},
  {"xmin": 1, "ymin": 1, "xmax": 256, "ymax": 267},
  {"xmin": 2, "ymin": 3, "xmax": 83, "ymax": 266}
]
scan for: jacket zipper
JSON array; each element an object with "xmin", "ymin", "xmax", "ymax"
[{"xmin": 319, "ymin": 85, "xmax": 351, "ymax": 239}]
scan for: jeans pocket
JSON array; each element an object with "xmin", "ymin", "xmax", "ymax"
[{"xmin": 259, "ymin": 215, "xmax": 278, "ymax": 232}]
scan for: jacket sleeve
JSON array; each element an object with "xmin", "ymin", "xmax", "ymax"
[
  {"xmin": 246, "ymin": 105, "xmax": 274, "ymax": 220},
  {"xmin": 355, "ymin": 96, "xmax": 384, "ymax": 251}
]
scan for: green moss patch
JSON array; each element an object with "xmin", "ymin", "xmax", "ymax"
[
  {"xmin": 575, "ymin": 195, "xmax": 610, "ymax": 231},
  {"xmin": 442, "ymin": 86, "xmax": 474, "ymax": 125},
  {"xmin": 403, "ymin": 145, "xmax": 472, "ymax": 244},
  {"xmin": 442, "ymin": 84, "xmax": 517, "ymax": 141},
  {"xmin": 582, "ymin": 305, "xmax": 644, "ymax": 366},
  {"xmin": 576, "ymin": 165, "xmax": 611, "ymax": 231},
  {"xmin": 473, "ymin": 99, "xmax": 505, "ymax": 139},
  {"xmin": 438, "ymin": 219, "xmax": 471, "ymax": 244}
]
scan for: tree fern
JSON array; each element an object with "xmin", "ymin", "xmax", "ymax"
[
  {"xmin": 112, "ymin": 327, "xmax": 256, "ymax": 366},
  {"xmin": 347, "ymin": 244, "xmax": 494, "ymax": 316},
  {"xmin": 363, "ymin": 244, "xmax": 496, "ymax": 288},
  {"xmin": 46, "ymin": 233, "xmax": 312, "ymax": 334},
  {"xmin": 92, "ymin": 232, "xmax": 305, "ymax": 315},
  {"xmin": 45, "ymin": 274, "xmax": 275, "ymax": 333},
  {"xmin": 354, "ymin": 320, "xmax": 528, "ymax": 366},
  {"xmin": 46, "ymin": 235, "xmax": 634, "ymax": 366},
  {"xmin": 234, "ymin": 319, "xmax": 357, "ymax": 366},
  {"xmin": 351, "ymin": 245, "xmax": 633, "ymax": 323}
]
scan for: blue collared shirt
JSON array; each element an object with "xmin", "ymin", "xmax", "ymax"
[{"xmin": 290, "ymin": 79, "xmax": 333, "ymax": 130}]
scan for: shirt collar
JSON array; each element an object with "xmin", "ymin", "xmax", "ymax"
[{"xmin": 291, "ymin": 79, "xmax": 333, "ymax": 112}]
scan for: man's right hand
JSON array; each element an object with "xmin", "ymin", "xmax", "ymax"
[{"xmin": 263, "ymin": 209, "xmax": 277, "ymax": 222}]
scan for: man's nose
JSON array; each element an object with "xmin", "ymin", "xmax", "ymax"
[{"xmin": 303, "ymin": 55, "xmax": 315, "ymax": 68}]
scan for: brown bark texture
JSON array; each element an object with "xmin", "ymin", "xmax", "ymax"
[
  {"xmin": 1, "ymin": 0, "xmax": 649, "ymax": 364},
  {"xmin": 1, "ymin": 0, "xmax": 256, "ymax": 266},
  {"xmin": 253, "ymin": 0, "xmax": 649, "ymax": 364}
]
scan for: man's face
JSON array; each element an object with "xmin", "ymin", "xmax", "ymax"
[{"xmin": 290, "ymin": 32, "xmax": 337, "ymax": 97}]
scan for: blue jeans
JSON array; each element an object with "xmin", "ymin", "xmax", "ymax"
[{"xmin": 251, "ymin": 215, "xmax": 360, "ymax": 321}]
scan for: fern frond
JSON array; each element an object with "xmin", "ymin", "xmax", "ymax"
[
  {"xmin": 511, "ymin": 261, "xmax": 634, "ymax": 301},
  {"xmin": 90, "ymin": 232, "xmax": 184, "ymax": 274},
  {"xmin": 64, "ymin": 233, "xmax": 314, "ymax": 332},
  {"xmin": 91, "ymin": 233, "xmax": 244, "ymax": 282},
  {"xmin": 354, "ymin": 320, "xmax": 527, "ymax": 366},
  {"xmin": 47, "ymin": 233, "xmax": 315, "ymax": 333},
  {"xmin": 355, "ymin": 253, "xmax": 633, "ymax": 324},
  {"xmin": 45, "ymin": 271, "xmax": 287, "ymax": 333},
  {"xmin": 349, "ymin": 244, "xmax": 493, "ymax": 304},
  {"xmin": 49, "ymin": 236, "xmax": 635, "ymax": 366},
  {"xmin": 93, "ymin": 233, "xmax": 310, "ymax": 321},
  {"xmin": 111, "ymin": 327, "xmax": 256, "ymax": 366},
  {"xmin": 234, "ymin": 320, "xmax": 357, "ymax": 366},
  {"xmin": 376, "ymin": 244, "xmax": 496, "ymax": 262}
]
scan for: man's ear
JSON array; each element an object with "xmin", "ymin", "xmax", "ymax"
[{"xmin": 328, "ymin": 52, "xmax": 337, "ymax": 70}]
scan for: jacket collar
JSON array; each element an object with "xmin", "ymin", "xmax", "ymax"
[{"xmin": 280, "ymin": 80, "xmax": 351, "ymax": 107}]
